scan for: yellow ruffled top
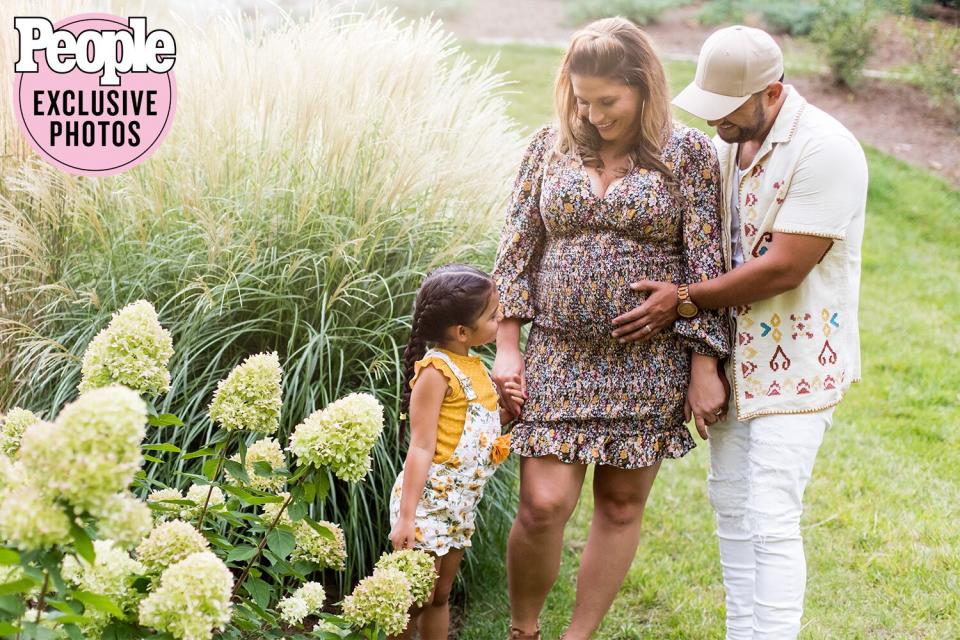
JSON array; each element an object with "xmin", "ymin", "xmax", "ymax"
[{"xmin": 411, "ymin": 348, "xmax": 499, "ymax": 463}]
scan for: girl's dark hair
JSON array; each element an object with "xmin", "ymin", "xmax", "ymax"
[{"xmin": 400, "ymin": 264, "xmax": 496, "ymax": 433}]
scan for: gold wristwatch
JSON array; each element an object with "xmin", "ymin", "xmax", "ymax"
[{"xmin": 677, "ymin": 284, "xmax": 699, "ymax": 319}]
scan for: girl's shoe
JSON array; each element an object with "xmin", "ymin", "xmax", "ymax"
[{"xmin": 509, "ymin": 625, "xmax": 541, "ymax": 640}]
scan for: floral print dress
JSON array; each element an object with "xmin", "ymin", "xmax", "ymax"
[
  {"xmin": 389, "ymin": 350, "xmax": 505, "ymax": 556},
  {"xmin": 493, "ymin": 124, "xmax": 730, "ymax": 468}
]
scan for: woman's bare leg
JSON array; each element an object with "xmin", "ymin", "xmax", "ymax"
[
  {"xmin": 563, "ymin": 462, "xmax": 661, "ymax": 639},
  {"xmin": 508, "ymin": 455, "xmax": 588, "ymax": 635}
]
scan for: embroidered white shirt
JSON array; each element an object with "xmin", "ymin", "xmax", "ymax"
[{"xmin": 716, "ymin": 86, "xmax": 868, "ymax": 419}]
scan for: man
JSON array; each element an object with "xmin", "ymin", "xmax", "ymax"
[{"xmin": 610, "ymin": 26, "xmax": 868, "ymax": 639}]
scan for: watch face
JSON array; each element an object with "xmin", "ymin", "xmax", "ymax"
[{"xmin": 678, "ymin": 301, "xmax": 698, "ymax": 318}]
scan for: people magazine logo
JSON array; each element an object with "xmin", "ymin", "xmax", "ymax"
[{"xmin": 12, "ymin": 14, "xmax": 177, "ymax": 177}]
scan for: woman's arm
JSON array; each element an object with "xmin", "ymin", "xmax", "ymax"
[
  {"xmin": 493, "ymin": 319, "xmax": 526, "ymax": 417},
  {"xmin": 686, "ymin": 352, "xmax": 728, "ymax": 440},
  {"xmin": 389, "ymin": 365, "xmax": 446, "ymax": 550}
]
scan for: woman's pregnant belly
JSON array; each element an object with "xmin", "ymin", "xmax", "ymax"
[{"xmin": 533, "ymin": 233, "xmax": 681, "ymax": 336}]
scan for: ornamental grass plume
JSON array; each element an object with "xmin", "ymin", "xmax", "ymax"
[
  {"xmin": 375, "ymin": 549, "xmax": 437, "ymax": 606},
  {"xmin": 0, "ymin": 407, "xmax": 38, "ymax": 455},
  {"xmin": 292, "ymin": 519, "xmax": 347, "ymax": 570},
  {"xmin": 208, "ymin": 352, "xmax": 283, "ymax": 434},
  {"xmin": 94, "ymin": 493, "xmax": 153, "ymax": 547},
  {"xmin": 61, "ymin": 540, "xmax": 146, "ymax": 635},
  {"xmin": 0, "ymin": 480, "xmax": 70, "ymax": 550},
  {"xmin": 288, "ymin": 392, "xmax": 385, "ymax": 482},
  {"xmin": 79, "ymin": 300, "xmax": 174, "ymax": 396},
  {"xmin": 138, "ymin": 551, "xmax": 233, "ymax": 640},
  {"xmin": 17, "ymin": 385, "xmax": 147, "ymax": 513},
  {"xmin": 230, "ymin": 437, "xmax": 286, "ymax": 492},
  {"xmin": 136, "ymin": 520, "xmax": 210, "ymax": 576},
  {"xmin": 342, "ymin": 567, "xmax": 414, "ymax": 636}
]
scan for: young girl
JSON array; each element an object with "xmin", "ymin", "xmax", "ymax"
[{"xmin": 388, "ymin": 264, "xmax": 523, "ymax": 640}]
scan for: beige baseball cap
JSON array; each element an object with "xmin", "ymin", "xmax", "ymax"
[{"xmin": 673, "ymin": 26, "xmax": 784, "ymax": 122}]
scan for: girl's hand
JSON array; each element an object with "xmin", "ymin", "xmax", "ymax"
[
  {"xmin": 500, "ymin": 375, "xmax": 526, "ymax": 412},
  {"xmin": 389, "ymin": 516, "xmax": 417, "ymax": 550},
  {"xmin": 493, "ymin": 346, "xmax": 526, "ymax": 417},
  {"xmin": 686, "ymin": 354, "xmax": 728, "ymax": 440}
]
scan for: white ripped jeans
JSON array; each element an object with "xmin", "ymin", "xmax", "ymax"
[{"xmin": 707, "ymin": 407, "xmax": 833, "ymax": 640}]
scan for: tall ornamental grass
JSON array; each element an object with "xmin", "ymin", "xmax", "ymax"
[{"xmin": 0, "ymin": 0, "xmax": 522, "ymax": 587}]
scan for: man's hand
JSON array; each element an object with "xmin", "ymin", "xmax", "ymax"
[{"xmin": 611, "ymin": 280, "xmax": 679, "ymax": 342}]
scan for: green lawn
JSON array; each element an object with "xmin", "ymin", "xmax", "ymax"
[{"xmin": 455, "ymin": 42, "xmax": 960, "ymax": 639}]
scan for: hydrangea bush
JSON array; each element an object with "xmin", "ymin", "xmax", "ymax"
[{"xmin": 0, "ymin": 300, "xmax": 434, "ymax": 640}]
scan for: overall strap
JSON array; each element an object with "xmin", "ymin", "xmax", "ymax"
[{"xmin": 423, "ymin": 350, "xmax": 477, "ymax": 401}]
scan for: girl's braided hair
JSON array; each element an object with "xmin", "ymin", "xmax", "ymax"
[{"xmin": 400, "ymin": 264, "xmax": 496, "ymax": 433}]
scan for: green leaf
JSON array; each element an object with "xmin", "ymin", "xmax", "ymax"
[
  {"xmin": 314, "ymin": 472, "xmax": 331, "ymax": 502},
  {"xmin": 202, "ymin": 457, "xmax": 220, "ymax": 480},
  {"xmin": 101, "ymin": 621, "xmax": 144, "ymax": 640},
  {"xmin": 0, "ymin": 548, "xmax": 20, "ymax": 565},
  {"xmin": 221, "ymin": 484, "xmax": 282, "ymax": 505},
  {"xmin": 224, "ymin": 460, "xmax": 251, "ymax": 484},
  {"xmin": 142, "ymin": 443, "xmax": 181, "ymax": 453},
  {"xmin": 147, "ymin": 413, "xmax": 184, "ymax": 427},
  {"xmin": 226, "ymin": 545, "xmax": 260, "ymax": 563},
  {"xmin": 243, "ymin": 577, "xmax": 272, "ymax": 610},
  {"xmin": 266, "ymin": 528, "xmax": 296, "ymax": 560},
  {"xmin": 304, "ymin": 518, "xmax": 336, "ymax": 541},
  {"xmin": 287, "ymin": 501, "xmax": 308, "ymax": 522},
  {"xmin": 74, "ymin": 590, "xmax": 126, "ymax": 619},
  {"xmin": 0, "ymin": 622, "xmax": 20, "ymax": 635},
  {"xmin": 252, "ymin": 461, "xmax": 275, "ymax": 477},
  {"xmin": 183, "ymin": 447, "xmax": 217, "ymax": 460},
  {"xmin": 143, "ymin": 454, "xmax": 164, "ymax": 464},
  {"xmin": 69, "ymin": 523, "xmax": 95, "ymax": 565},
  {"xmin": 0, "ymin": 577, "xmax": 35, "ymax": 595}
]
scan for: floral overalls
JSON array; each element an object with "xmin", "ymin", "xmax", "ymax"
[{"xmin": 389, "ymin": 349, "xmax": 505, "ymax": 556}]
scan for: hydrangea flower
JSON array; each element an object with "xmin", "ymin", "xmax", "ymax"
[
  {"xmin": 230, "ymin": 437, "xmax": 286, "ymax": 491},
  {"xmin": 62, "ymin": 540, "xmax": 145, "ymax": 635},
  {"xmin": 0, "ymin": 408, "xmax": 39, "ymax": 456},
  {"xmin": 147, "ymin": 487, "xmax": 184, "ymax": 521},
  {"xmin": 342, "ymin": 567, "xmax": 413, "ymax": 636},
  {"xmin": 95, "ymin": 493, "xmax": 153, "ymax": 547},
  {"xmin": 260, "ymin": 492, "xmax": 292, "ymax": 527},
  {"xmin": 0, "ymin": 481, "xmax": 70, "ymax": 550},
  {"xmin": 278, "ymin": 594, "xmax": 309, "ymax": 626},
  {"xmin": 182, "ymin": 484, "xmax": 226, "ymax": 520},
  {"xmin": 295, "ymin": 581, "xmax": 326, "ymax": 612},
  {"xmin": 292, "ymin": 519, "xmax": 346, "ymax": 570},
  {"xmin": 17, "ymin": 386, "xmax": 146, "ymax": 513},
  {"xmin": 0, "ymin": 454, "xmax": 16, "ymax": 491},
  {"xmin": 375, "ymin": 549, "xmax": 437, "ymax": 606},
  {"xmin": 80, "ymin": 300, "xmax": 174, "ymax": 396},
  {"xmin": 288, "ymin": 393, "xmax": 385, "ymax": 482},
  {"xmin": 138, "ymin": 551, "xmax": 233, "ymax": 640},
  {"xmin": 136, "ymin": 520, "xmax": 209, "ymax": 576},
  {"xmin": 209, "ymin": 352, "xmax": 283, "ymax": 434}
]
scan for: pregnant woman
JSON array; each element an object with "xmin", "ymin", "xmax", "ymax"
[{"xmin": 492, "ymin": 18, "xmax": 730, "ymax": 640}]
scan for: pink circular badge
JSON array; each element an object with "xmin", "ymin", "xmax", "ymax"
[{"xmin": 12, "ymin": 13, "xmax": 177, "ymax": 177}]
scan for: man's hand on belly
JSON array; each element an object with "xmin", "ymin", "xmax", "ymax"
[{"xmin": 611, "ymin": 280, "xmax": 679, "ymax": 342}]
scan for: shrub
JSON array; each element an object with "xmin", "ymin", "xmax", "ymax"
[
  {"xmin": 698, "ymin": 0, "xmax": 746, "ymax": 27},
  {"xmin": 565, "ymin": 0, "xmax": 693, "ymax": 27},
  {"xmin": 905, "ymin": 18, "xmax": 960, "ymax": 126},
  {"xmin": 0, "ymin": 0, "xmax": 520, "ymax": 596},
  {"xmin": 812, "ymin": 0, "xmax": 880, "ymax": 87},
  {"xmin": 759, "ymin": 0, "xmax": 821, "ymax": 36}
]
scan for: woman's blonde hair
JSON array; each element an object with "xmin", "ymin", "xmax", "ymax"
[{"xmin": 554, "ymin": 17, "xmax": 674, "ymax": 180}]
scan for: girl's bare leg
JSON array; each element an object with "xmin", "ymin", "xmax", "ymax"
[{"xmin": 418, "ymin": 548, "xmax": 465, "ymax": 640}]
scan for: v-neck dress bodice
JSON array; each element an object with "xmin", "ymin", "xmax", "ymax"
[{"xmin": 492, "ymin": 124, "xmax": 730, "ymax": 468}]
